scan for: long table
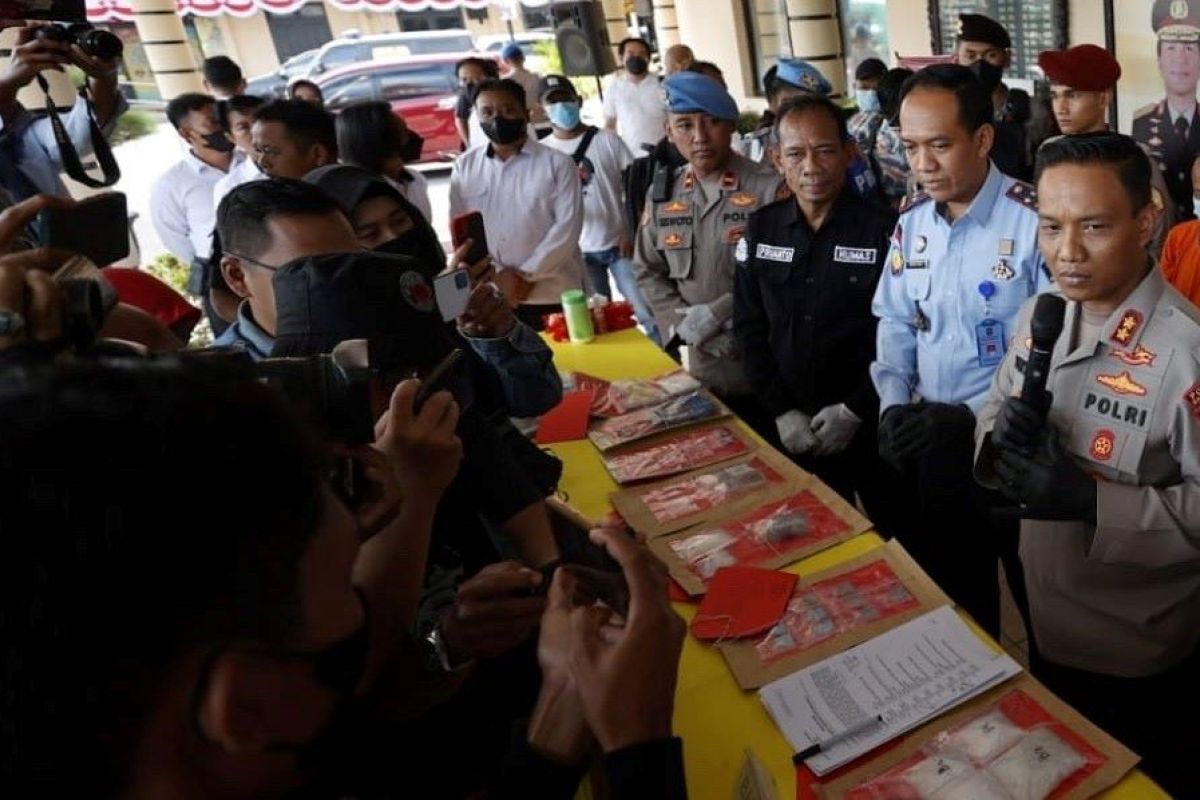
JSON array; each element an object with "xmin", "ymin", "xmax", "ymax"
[{"xmin": 544, "ymin": 328, "xmax": 1163, "ymax": 800}]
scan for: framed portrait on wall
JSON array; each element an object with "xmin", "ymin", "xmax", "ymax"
[
  {"xmin": 1113, "ymin": 0, "xmax": 1200, "ymax": 218},
  {"xmin": 927, "ymin": 0, "xmax": 1068, "ymax": 80}
]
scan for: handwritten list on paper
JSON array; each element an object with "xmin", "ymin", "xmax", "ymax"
[{"xmin": 758, "ymin": 605, "xmax": 1021, "ymax": 775}]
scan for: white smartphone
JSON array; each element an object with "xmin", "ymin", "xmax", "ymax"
[{"xmin": 433, "ymin": 268, "xmax": 472, "ymax": 322}]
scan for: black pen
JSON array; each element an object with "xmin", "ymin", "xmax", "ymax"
[{"xmin": 792, "ymin": 715, "xmax": 885, "ymax": 765}]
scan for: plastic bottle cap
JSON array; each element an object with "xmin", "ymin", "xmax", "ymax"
[{"xmin": 562, "ymin": 289, "xmax": 586, "ymax": 305}]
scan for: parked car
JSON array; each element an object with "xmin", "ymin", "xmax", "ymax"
[
  {"xmin": 476, "ymin": 30, "xmax": 556, "ymax": 74},
  {"xmin": 246, "ymin": 48, "xmax": 319, "ymax": 99},
  {"xmin": 315, "ymin": 53, "xmax": 501, "ymax": 163},
  {"xmin": 309, "ymin": 29, "xmax": 475, "ymax": 77}
]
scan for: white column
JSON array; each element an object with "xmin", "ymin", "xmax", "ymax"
[
  {"xmin": 785, "ymin": 0, "xmax": 845, "ymax": 98},
  {"xmin": 130, "ymin": 0, "xmax": 203, "ymax": 99}
]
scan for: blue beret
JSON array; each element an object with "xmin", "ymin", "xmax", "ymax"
[
  {"xmin": 774, "ymin": 58, "xmax": 831, "ymax": 95},
  {"xmin": 663, "ymin": 71, "xmax": 739, "ymax": 121},
  {"xmin": 501, "ymin": 41, "xmax": 523, "ymax": 60}
]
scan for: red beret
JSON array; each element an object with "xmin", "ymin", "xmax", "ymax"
[{"xmin": 1038, "ymin": 45, "xmax": 1122, "ymax": 91}]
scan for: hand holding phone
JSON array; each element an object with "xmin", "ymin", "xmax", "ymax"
[
  {"xmin": 450, "ymin": 211, "xmax": 489, "ymax": 267},
  {"xmin": 433, "ymin": 268, "xmax": 472, "ymax": 323},
  {"xmin": 37, "ymin": 192, "xmax": 129, "ymax": 266}
]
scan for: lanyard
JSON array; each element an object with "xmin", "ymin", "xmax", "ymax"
[{"xmin": 36, "ymin": 74, "xmax": 120, "ymax": 189}]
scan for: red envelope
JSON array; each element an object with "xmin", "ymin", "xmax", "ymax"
[
  {"xmin": 690, "ymin": 566, "xmax": 797, "ymax": 641},
  {"xmin": 536, "ymin": 389, "xmax": 597, "ymax": 444}
]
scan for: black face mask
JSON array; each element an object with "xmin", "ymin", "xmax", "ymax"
[
  {"xmin": 374, "ymin": 227, "xmax": 445, "ymax": 281},
  {"xmin": 200, "ymin": 130, "xmax": 236, "ymax": 153},
  {"xmin": 399, "ymin": 130, "xmax": 424, "ymax": 163},
  {"xmin": 625, "ymin": 55, "xmax": 649, "ymax": 76},
  {"xmin": 480, "ymin": 116, "xmax": 526, "ymax": 145}
]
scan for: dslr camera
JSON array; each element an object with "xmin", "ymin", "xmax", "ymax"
[{"xmin": 34, "ymin": 22, "xmax": 123, "ymax": 60}]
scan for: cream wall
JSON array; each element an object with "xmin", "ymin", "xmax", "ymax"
[
  {"xmin": 673, "ymin": 0, "xmax": 761, "ymax": 109},
  {"xmin": 218, "ymin": 12, "xmax": 279, "ymax": 78},
  {"xmin": 884, "ymin": 0, "xmax": 931, "ymax": 59}
]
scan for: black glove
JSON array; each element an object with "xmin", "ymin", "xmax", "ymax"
[
  {"xmin": 991, "ymin": 393, "xmax": 1051, "ymax": 457},
  {"xmin": 878, "ymin": 404, "xmax": 921, "ymax": 470},
  {"xmin": 994, "ymin": 427, "xmax": 1097, "ymax": 522},
  {"xmin": 888, "ymin": 402, "xmax": 975, "ymax": 461}
]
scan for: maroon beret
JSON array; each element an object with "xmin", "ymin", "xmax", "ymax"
[{"xmin": 1038, "ymin": 45, "xmax": 1122, "ymax": 91}]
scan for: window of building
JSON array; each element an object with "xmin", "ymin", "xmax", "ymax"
[
  {"xmin": 840, "ymin": 0, "xmax": 890, "ymax": 83},
  {"xmin": 397, "ymin": 10, "xmax": 464, "ymax": 32},
  {"xmin": 521, "ymin": 7, "xmax": 553, "ymax": 30},
  {"xmin": 739, "ymin": 0, "xmax": 791, "ymax": 95},
  {"xmin": 465, "ymin": 8, "xmax": 489, "ymax": 24},
  {"xmin": 931, "ymin": 0, "xmax": 1067, "ymax": 80}
]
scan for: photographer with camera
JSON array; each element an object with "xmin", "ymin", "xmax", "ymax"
[{"xmin": 0, "ymin": 22, "xmax": 125, "ymax": 199}]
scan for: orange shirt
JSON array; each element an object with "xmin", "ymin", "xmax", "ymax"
[{"xmin": 1160, "ymin": 219, "xmax": 1200, "ymax": 307}]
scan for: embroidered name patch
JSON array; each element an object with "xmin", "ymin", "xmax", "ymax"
[
  {"xmin": 755, "ymin": 243, "xmax": 795, "ymax": 262},
  {"xmin": 833, "ymin": 246, "xmax": 878, "ymax": 264}
]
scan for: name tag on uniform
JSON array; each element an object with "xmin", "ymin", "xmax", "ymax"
[
  {"xmin": 976, "ymin": 319, "xmax": 1006, "ymax": 367},
  {"xmin": 755, "ymin": 243, "xmax": 794, "ymax": 262},
  {"xmin": 833, "ymin": 246, "xmax": 877, "ymax": 264}
]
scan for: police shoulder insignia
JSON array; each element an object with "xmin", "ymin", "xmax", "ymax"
[
  {"xmin": 1132, "ymin": 101, "xmax": 1159, "ymax": 119},
  {"xmin": 1090, "ymin": 429, "xmax": 1116, "ymax": 462},
  {"xmin": 662, "ymin": 199, "xmax": 690, "ymax": 213},
  {"xmin": 898, "ymin": 191, "xmax": 930, "ymax": 215},
  {"xmin": 1184, "ymin": 382, "xmax": 1200, "ymax": 418},
  {"xmin": 1005, "ymin": 181, "xmax": 1038, "ymax": 211},
  {"xmin": 1110, "ymin": 309, "xmax": 1144, "ymax": 346}
]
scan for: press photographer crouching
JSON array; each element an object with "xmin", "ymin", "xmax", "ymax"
[{"xmin": 0, "ymin": 20, "xmax": 125, "ymax": 199}]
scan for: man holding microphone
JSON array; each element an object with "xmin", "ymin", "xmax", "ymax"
[{"xmin": 975, "ymin": 132, "xmax": 1200, "ymax": 797}]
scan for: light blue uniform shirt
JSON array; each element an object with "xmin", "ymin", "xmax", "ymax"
[
  {"xmin": 0, "ymin": 96, "xmax": 128, "ymax": 196},
  {"xmin": 871, "ymin": 163, "xmax": 1050, "ymax": 415}
]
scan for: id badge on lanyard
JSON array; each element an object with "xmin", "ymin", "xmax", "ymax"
[{"xmin": 976, "ymin": 280, "xmax": 1006, "ymax": 367}]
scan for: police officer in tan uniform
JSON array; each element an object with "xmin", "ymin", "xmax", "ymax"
[
  {"xmin": 634, "ymin": 71, "xmax": 784, "ymax": 435},
  {"xmin": 975, "ymin": 133, "xmax": 1200, "ymax": 797}
]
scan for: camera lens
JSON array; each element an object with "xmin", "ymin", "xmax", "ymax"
[{"xmin": 80, "ymin": 30, "xmax": 124, "ymax": 61}]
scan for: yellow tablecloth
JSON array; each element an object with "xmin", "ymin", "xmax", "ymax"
[{"xmin": 545, "ymin": 328, "xmax": 1163, "ymax": 800}]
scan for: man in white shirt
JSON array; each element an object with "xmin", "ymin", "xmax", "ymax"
[
  {"xmin": 501, "ymin": 42, "xmax": 548, "ymax": 136},
  {"xmin": 539, "ymin": 74, "xmax": 659, "ymax": 344},
  {"xmin": 211, "ymin": 94, "xmax": 266, "ymax": 214},
  {"xmin": 450, "ymin": 77, "xmax": 583, "ymax": 330},
  {"xmin": 603, "ymin": 37, "xmax": 666, "ymax": 157},
  {"xmin": 202, "ymin": 56, "xmax": 246, "ymax": 101},
  {"xmin": 150, "ymin": 93, "xmax": 239, "ymax": 277}
]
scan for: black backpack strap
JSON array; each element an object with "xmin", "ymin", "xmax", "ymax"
[{"xmin": 571, "ymin": 125, "xmax": 599, "ymax": 165}]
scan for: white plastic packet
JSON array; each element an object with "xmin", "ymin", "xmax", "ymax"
[
  {"xmin": 986, "ymin": 728, "xmax": 1087, "ymax": 800},
  {"xmin": 942, "ymin": 709, "xmax": 1025, "ymax": 765}
]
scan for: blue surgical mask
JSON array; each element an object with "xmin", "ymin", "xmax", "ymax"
[
  {"xmin": 855, "ymin": 89, "xmax": 880, "ymax": 113},
  {"xmin": 547, "ymin": 100, "xmax": 582, "ymax": 130}
]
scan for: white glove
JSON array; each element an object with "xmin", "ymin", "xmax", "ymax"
[
  {"xmin": 776, "ymin": 410, "xmax": 818, "ymax": 455},
  {"xmin": 811, "ymin": 403, "xmax": 861, "ymax": 456},
  {"xmin": 674, "ymin": 294, "xmax": 734, "ymax": 345}
]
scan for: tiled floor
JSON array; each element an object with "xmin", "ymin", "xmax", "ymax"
[{"xmin": 998, "ymin": 563, "xmax": 1030, "ymax": 669}]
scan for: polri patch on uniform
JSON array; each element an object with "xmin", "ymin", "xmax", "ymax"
[
  {"xmin": 663, "ymin": 232, "xmax": 686, "ymax": 249},
  {"xmin": 399, "ymin": 271, "xmax": 436, "ymax": 312},
  {"xmin": 890, "ymin": 250, "xmax": 904, "ymax": 275},
  {"xmin": 728, "ymin": 192, "xmax": 757, "ymax": 208},
  {"xmin": 1110, "ymin": 309, "xmax": 1144, "ymax": 346},
  {"xmin": 662, "ymin": 200, "xmax": 689, "ymax": 213},
  {"xmin": 834, "ymin": 246, "xmax": 877, "ymax": 264},
  {"xmin": 756, "ymin": 243, "xmax": 794, "ymax": 262},
  {"xmin": 1185, "ymin": 382, "xmax": 1200, "ymax": 418},
  {"xmin": 1090, "ymin": 429, "xmax": 1116, "ymax": 462}
]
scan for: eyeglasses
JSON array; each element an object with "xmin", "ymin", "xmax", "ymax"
[{"xmin": 225, "ymin": 251, "xmax": 280, "ymax": 271}]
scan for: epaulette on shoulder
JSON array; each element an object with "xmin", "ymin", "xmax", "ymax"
[
  {"xmin": 1133, "ymin": 100, "xmax": 1160, "ymax": 119},
  {"xmin": 1005, "ymin": 180, "xmax": 1037, "ymax": 211},
  {"xmin": 898, "ymin": 191, "xmax": 930, "ymax": 214}
]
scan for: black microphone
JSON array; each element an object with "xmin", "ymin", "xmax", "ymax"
[{"xmin": 1020, "ymin": 294, "xmax": 1067, "ymax": 415}]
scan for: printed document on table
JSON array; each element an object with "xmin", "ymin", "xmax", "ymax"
[{"xmin": 758, "ymin": 605, "xmax": 1021, "ymax": 775}]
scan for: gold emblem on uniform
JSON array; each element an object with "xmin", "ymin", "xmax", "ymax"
[
  {"xmin": 724, "ymin": 225, "xmax": 745, "ymax": 244},
  {"xmin": 1096, "ymin": 370, "xmax": 1148, "ymax": 397},
  {"xmin": 891, "ymin": 250, "xmax": 904, "ymax": 275},
  {"xmin": 720, "ymin": 171, "xmax": 738, "ymax": 190},
  {"xmin": 1090, "ymin": 429, "xmax": 1116, "ymax": 462},
  {"xmin": 999, "ymin": 238, "xmax": 1014, "ymax": 256},
  {"xmin": 664, "ymin": 232, "xmax": 685, "ymax": 248},
  {"xmin": 662, "ymin": 200, "xmax": 689, "ymax": 213},
  {"xmin": 1110, "ymin": 310, "xmax": 1144, "ymax": 345},
  {"xmin": 682, "ymin": 172, "xmax": 695, "ymax": 191},
  {"xmin": 915, "ymin": 235, "xmax": 927, "ymax": 253},
  {"xmin": 1171, "ymin": 0, "xmax": 1189, "ymax": 20},
  {"xmin": 729, "ymin": 192, "xmax": 756, "ymax": 208},
  {"xmin": 1185, "ymin": 382, "xmax": 1200, "ymax": 418},
  {"xmin": 992, "ymin": 260, "xmax": 1015, "ymax": 281},
  {"xmin": 1111, "ymin": 344, "xmax": 1157, "ymax": 367}
]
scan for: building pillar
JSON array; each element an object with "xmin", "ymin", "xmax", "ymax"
[
  {"xmin": 601, "ymin": 0, "xmax": 628, "ymax": 59},
  {"xmin": 130, "ymin": 0, "xmax": 203, "ymax": 99},
  {"xmin": 652, "ymin": 0, "xmax": 681, "ymax": 49},
  {"xmin": 784, "ymin": 0, "xmax": 845, "ymax": 98}
]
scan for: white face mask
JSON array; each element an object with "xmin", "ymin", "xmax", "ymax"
[
  {"xmin": 1193, "ymin": 195, "xmax": 1200, "ymax": 219},
  {"xmin": 855, "ymin": 89, "xmax": 880, "ymax": 113}
]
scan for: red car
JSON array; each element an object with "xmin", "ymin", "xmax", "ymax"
[{"xmin": 315, "ymin": 53, "xmax": 502, "ymax": 163}]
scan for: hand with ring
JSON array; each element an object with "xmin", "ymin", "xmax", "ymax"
[
  {"xmin": 0, "ymin": 262, "xmax": 64, "ymax": 351},
  {"xmin": 459, "ymin": 281, "xmax": 517, "ymax": 338}
]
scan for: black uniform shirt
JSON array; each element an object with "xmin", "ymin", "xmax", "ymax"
[{"xmin": 733, "ymin": 190, "xmax": 897, "ymax": 421}]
